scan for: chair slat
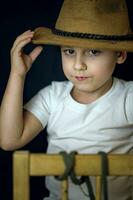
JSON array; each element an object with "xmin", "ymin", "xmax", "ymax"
[
  {"xmin": 30, "ymin": 154, "xmax": 133, "ymax": 176},
  {"xmin": 62, "ymin": 179, "xmax": 68, "ymax": 200},
  {"xmin": 95, "ymin": 176, "xmax": 102, "ymax": 200},
  {"xmin": 13, "ymin": 151, "xmax": 30, "ymax": 200}
]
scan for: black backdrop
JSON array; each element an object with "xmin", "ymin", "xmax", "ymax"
[{"xmin": 0, "ymin": 0, "xmax": 133, "ymax": 199}]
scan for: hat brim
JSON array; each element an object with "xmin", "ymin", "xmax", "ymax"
[{"xmin": 32, "ymin": 27, "xmax": 133, "ymax": 52}]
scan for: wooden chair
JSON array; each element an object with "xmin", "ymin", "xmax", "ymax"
[{"xmin": 13, "ymin": 151, "xmax": 133, "ymax": 200}]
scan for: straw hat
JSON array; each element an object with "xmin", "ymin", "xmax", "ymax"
[{"xmin": 32, "ymin": 0, "xmax": 133, "ymax": 52}]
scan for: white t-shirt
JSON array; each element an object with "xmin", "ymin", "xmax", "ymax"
[{"xmin": 24, "ymin": 77, "xmax": 133, "ymax": 200}]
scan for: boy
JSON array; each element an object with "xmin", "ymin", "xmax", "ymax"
[{"xmin": 0, "ymin": 0, "xmax": 133, "ymax": 199}]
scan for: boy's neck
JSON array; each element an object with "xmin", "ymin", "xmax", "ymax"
[{"xmin": 71, "ymin": 77, "xmax": 113, "ymax": 104}]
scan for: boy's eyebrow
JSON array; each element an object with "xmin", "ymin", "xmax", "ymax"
[{"xmin": 61, "ymin": 46, "xmax": 106, "ymax": 52}]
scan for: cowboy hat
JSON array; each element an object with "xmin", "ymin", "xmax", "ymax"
[{"xmin": 32, "ymin": 0, "xmax": 133, "ymax": 52}]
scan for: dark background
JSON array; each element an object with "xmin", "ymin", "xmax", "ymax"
[{"xmin": 0, "ymin": 0, "xmax": 133, "ymax": 199}]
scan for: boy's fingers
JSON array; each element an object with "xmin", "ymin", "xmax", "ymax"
[
  {"xmin": 23, "ymin": 30, "xmax": 32, "ymax": 34},
  {"xmin": 29, "ymin": 46, "xmax": 43, "ymax": 63},
  {"xmin": 11, "ymin": 38, "xmax": 32, "ymax": 56},
  {"xmin": 11, "ymin": 31, "xmax": 34, "ymax": 51}
]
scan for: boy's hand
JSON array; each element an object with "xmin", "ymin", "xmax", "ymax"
[{"xmin": 10, "ymin": 30, "xmax": 43, "ymax": 77}]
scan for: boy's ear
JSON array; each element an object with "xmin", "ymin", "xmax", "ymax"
[{"xmin": 116, "ymin": 51, "xmax": 127, "ymax": 64}]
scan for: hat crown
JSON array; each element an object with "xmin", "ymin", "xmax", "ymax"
[{"xmin": 56, "ymin": 0, "xmax": 131, "ymax": 36}]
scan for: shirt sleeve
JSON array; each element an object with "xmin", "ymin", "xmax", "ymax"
[
  {"xmin": 125, "ymin": 82, "xmax": 133, "ymax": 123},
  {"xmin": 24, "ymin": 81, "xmax": 71, "ymax": 128},
  {"xmin": 24, "ymin": 85, "xmax": 53, "ymax": 128}
]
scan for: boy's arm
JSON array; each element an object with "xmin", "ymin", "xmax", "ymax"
[{"xmin": 0, "ymin": 30, "xmax": 43, "ymax": 150}]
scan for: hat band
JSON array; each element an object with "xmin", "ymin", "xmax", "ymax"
[{"xmin": 52, "ymin": 28, "xmax": 133, "ymax": 41}]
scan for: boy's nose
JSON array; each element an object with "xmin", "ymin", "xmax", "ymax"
[
  {"xmin": 74, "ymin": 62, "xmax": 87, "ymax": 71},
  {"xmin": 73, "ymin": 57, "xmax": 87, "ymax": 71}
]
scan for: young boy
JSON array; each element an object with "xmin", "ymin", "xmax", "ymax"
[{"xmin": 0, "ymin": 0, "xmax": 133, "ymax": 199}]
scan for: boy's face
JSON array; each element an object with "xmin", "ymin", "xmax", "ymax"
[{"xmin": 61, "ymin": 46, "xmax": 126, "ymax": 99}]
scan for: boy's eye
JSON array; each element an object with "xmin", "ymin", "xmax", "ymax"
[
  {"xmin": 62, "ymin": 48, "xmax": 75, "ymax": 55},
  {"xmin": 86, "ymin": 49, "xmax": 102, "ymax": 56}
]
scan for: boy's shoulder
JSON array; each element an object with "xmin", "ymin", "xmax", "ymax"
[
  {"xmin": 40, "ymin": 80, "xmax": 72, "ymax": 99},
  {"xmin": 114, "ymin": 77, "xmax": 133, "ymax": 93}
]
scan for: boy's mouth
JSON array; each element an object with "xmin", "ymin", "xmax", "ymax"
[{"xmin": 75, "ymin": 76, "xmax": 89, "ymax": 81}]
